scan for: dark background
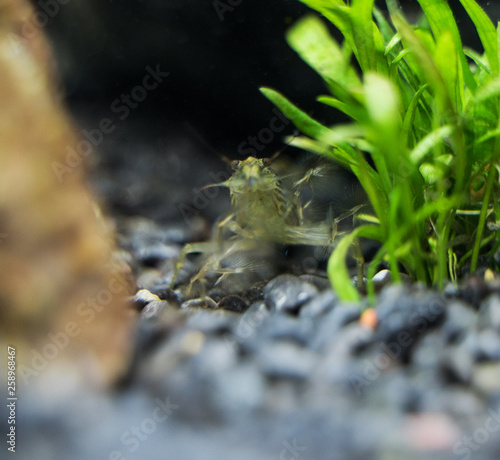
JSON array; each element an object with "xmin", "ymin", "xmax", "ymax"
[{"xmin": 33, "ymin": 0, "xmax": 500, "ymax": 224}]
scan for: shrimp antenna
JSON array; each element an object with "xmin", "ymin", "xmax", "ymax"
[
  {"xmin": 266, "ymin": 130, "xmax": 299, "ymax": 165},
  {"xmin": 183, "ymin": 122, "xmax": 240, "ymax": 166},
  {"xmin": 195, "ymin": 182, "xmax": 226, "ymax": 194},
  {"xmin": 182, "ymin": 121, "xmax": 227, "ymax": 159}
]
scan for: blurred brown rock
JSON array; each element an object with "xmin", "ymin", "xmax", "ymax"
[{"xmin": 0, "ymin": 0, "xmax": 134, "ymax": 387}]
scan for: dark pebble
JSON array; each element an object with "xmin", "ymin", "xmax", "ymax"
[
  {"xmin": 259, "ymin": 313, "xmax": 315, "ymax": 345},
  {"xmin": 368, "ymin": 372, "xmax": 419, "ymax": 413},
  {"xmin": 315, "ymin": 324, "xmax": 374, "ymax": 386},
  {"xmin": 227, "ymin": 302, "xmax": 271, "ymax": 352},
  {"xmin": 373, "ymin": 285, "xmax": 446, "ymax": 362},
  {"xmin": 479, "ymin": 294, "xmax": 500, "ymax": 330},
  {"xmin": 217, "ymin": 295, "xmax": 249, "ymax": 313},
  {"xmin": 241, "ymin": 281, "xmax": 266, "ymax": 305},
  {"xmin": 441, "ymin": 301, "xmax": 477, "ymax": 343},
  {"xmin": 411, "ymin": 330, "xmax": 447, "ymax": 371},
  {"xmin": 459, "ymin": 276, "xmax": 492, "ymax": 309},
  {"xmin": 263, "ymin": 274, "xmax": 318, "ymax": 314},
  {"xmin": 299, "ymin": 290, "xmax": 337, "ymax": 319},
  {"xmin": 141, "ymin": 300, "xmax": 171, "ymax": 320},
  {"xmin": 309, "ymin": 303, "xmax": 362, "ymax": 350},
  {"xmin": 477, "ymin": 330, "xmax": 500, "ymax": 361},
  {"xmin": 149, "ymin": 286, "xmax": 183, "ymax": 304},
  {"xmin": 181, "ymin": 297, "xmax": 218, "ymax": 309},
  {"xmin": 441, "ymin": 345, "xmax": 475, "ymax": 384},
  {"xmin": 130, "ymin": 288, "xmax": 161, "ymax": 310},
  {"xmin": 185, "ymin": 309, "xmax": 240, "ymax": 335},
  {"xmin": 135, "ymin": 242, "xmax": 179, "ymax": 267},
  {"xmin": 298, "ymin": 274, "xmax": 332, "ymax": 291},
  {"xmin": 256, "ymin": 341, "xmax": 318, "ymax": 380}
]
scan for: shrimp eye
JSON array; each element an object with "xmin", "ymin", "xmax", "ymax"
[
  {"xmin": 230, "ymin": 160, "xmax": 240, "ymax": 170},
  {"xmin": 261, "ymin": 158, "xmax": 271, "ymax": 167}
]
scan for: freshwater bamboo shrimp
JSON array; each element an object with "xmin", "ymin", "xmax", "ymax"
[{"xmin": 170, "ymin": 154, "xmax": 363, "ymax": 301}]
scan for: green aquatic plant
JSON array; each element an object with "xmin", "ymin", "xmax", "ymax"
[{"xmin": 261, "ymin": 0, "xmax": 500, "ymax": 301}]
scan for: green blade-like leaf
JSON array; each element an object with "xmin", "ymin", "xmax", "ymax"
[
  {"xmin": 392, "ymin": 15, "xmax": 452, "ymax": 114},
  {"xmin": 317, "ymin": 95, "xmax": 362, "ymax": 121},
  {"xmin": 416, "ymin": 0, "xmax": 477, "ymax": 91},
  {"xmin": 299, "ymin": 0, "xmax": 355, "ymax": 52},
  {"xmin": 459, "ymin": 0, "xmax": 498, "ymax": 75},
  {"xmin": 363, "ymin": 73, "xmax": 402, "ymax": 182},
  {"xmin": 286, "ymin": 15, "xmax": 361, "ymax": 89},
  {"xmin": 402, "ymin": 84, "xmax": 429, "ymax": 147},
  {"xmin": 373, "ymin": 6, "xmax": 396, "ymax": 46},
  {"xmin": 286, "ymin": 136, "xmax": 351, "ymax": 167},
  {"xmin": 328, "ymin": 225, "xmax": 382, "ymax": 301},
  {"xmin": 328, "ymin": 232, "xmax": 361, "ymax": 301},
  {"xmin": 475, "ymin": 77, "xmax": 500, "ymax": 102},
  {"xmin": 259, "ymin": 87, "xmax": 332, "ymax": 140},
  {"xmin": 410, "ymin": 125, "xmax": 455, "ymax": 166},
  {"xmin": 434, "ymin": 30, "xmax": 462, "ymax": 112},
  {"xmin": 351, "ymin": 0, "xmax": 377, "ymax": 72}
]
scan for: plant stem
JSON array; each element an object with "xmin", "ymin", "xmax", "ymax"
[{"xmin": 471, "ymin": 165, "xmax": 497, "ymax": 273}]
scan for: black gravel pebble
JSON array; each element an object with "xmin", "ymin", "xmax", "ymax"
[
  {"xmin": 479, "ymin": 294, "xmax": 500, "ymax": 330},
  {"xmin": 299, "ymin": 289, "xmax": 337, "ymax": 319},
  {"xmin": 458, "ymin": 276, "xmax": 493, "ymax": 309},
  {"xmin": 309, "ymin": 303, "xmax": 362, "ymax": 350},
  {"xmin": 130, "ymin": 288, "xmax": 161, "ymax": 310},
  {"xmin": 263, "ymin": 274, "xmax": 318, "ymax": 313},
  {"xmin": 373, "ymin": 285, "xmax": 446, "ymax": 362},
  {"xmin": 216, "ymin": 295, "xmax": 249, "ymax": 313}
]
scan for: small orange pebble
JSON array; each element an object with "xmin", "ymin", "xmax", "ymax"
[{"xmin": 360, "ymin": 308, "xmax": 378, "ymax": 329}]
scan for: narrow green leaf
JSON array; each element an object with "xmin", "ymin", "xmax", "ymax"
[
  {"xmin": 434, "ymin": 31, "xmax": 462, "ymax": 112},
  {"xmin": 328, "ymin": 233, "xmax": 361, "ymax": 302},
  {"xmin": 410, "ymin": 125, "xmax": 455, "ymax": 165},
  {"xmin": 475, "ymin": 77, "xmax": 500, "ymax": 102},
  {"xmin": 286, "ymin": 15, "xmax": 361, "ymax": 89},
  {"xmin": 287, "ymin": 136, "xmax": 351, "ymax": 167},
  {"xmin": 416, "ymin": 0, "xmax": 477, "ymax": 91},
  {"xmin": 465, "ymin": 48, "xmax": 492, "ymax": 74},
  {"xmin": 364, "ymin": 73, "xmax": 401, "ymax": 179},
  {"xmin": 458, "ymin": 0, "xmax": 498, "ymax": 75},
  {"xmin": 351, "ymin": 0, "xmax": 377, "ymax": 72},
  {"xmin": 402, "ymin": 84, "xmax": 429, "ymax": 147},
  {"xmin": 474, "ymin": 128, "xmax": 500, "ymax": 145},
  {"xmin": 299, "ymin": 1, "xmax": 355, "ymax": 55},
  {"xmin": 317, "ymin": 95, "xmax": 362, "ymax": 121},
  {"xmin": 259, "ymin": 87, "xmax": 332, "ymax": 140},
  {"xmin": 385, "ymin": 34, "xmax": 402, "ymax": 56},
  {"xmin": 392, "ymin": 15, "xmax": 452, "ymax": 114},
  {"xmin": 328, "ymin": 225, "xmax": 380, "ymax": 301},
  {"xmin": 373, "ymin": 6, "xmax": 396, "ymax": 46}
]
